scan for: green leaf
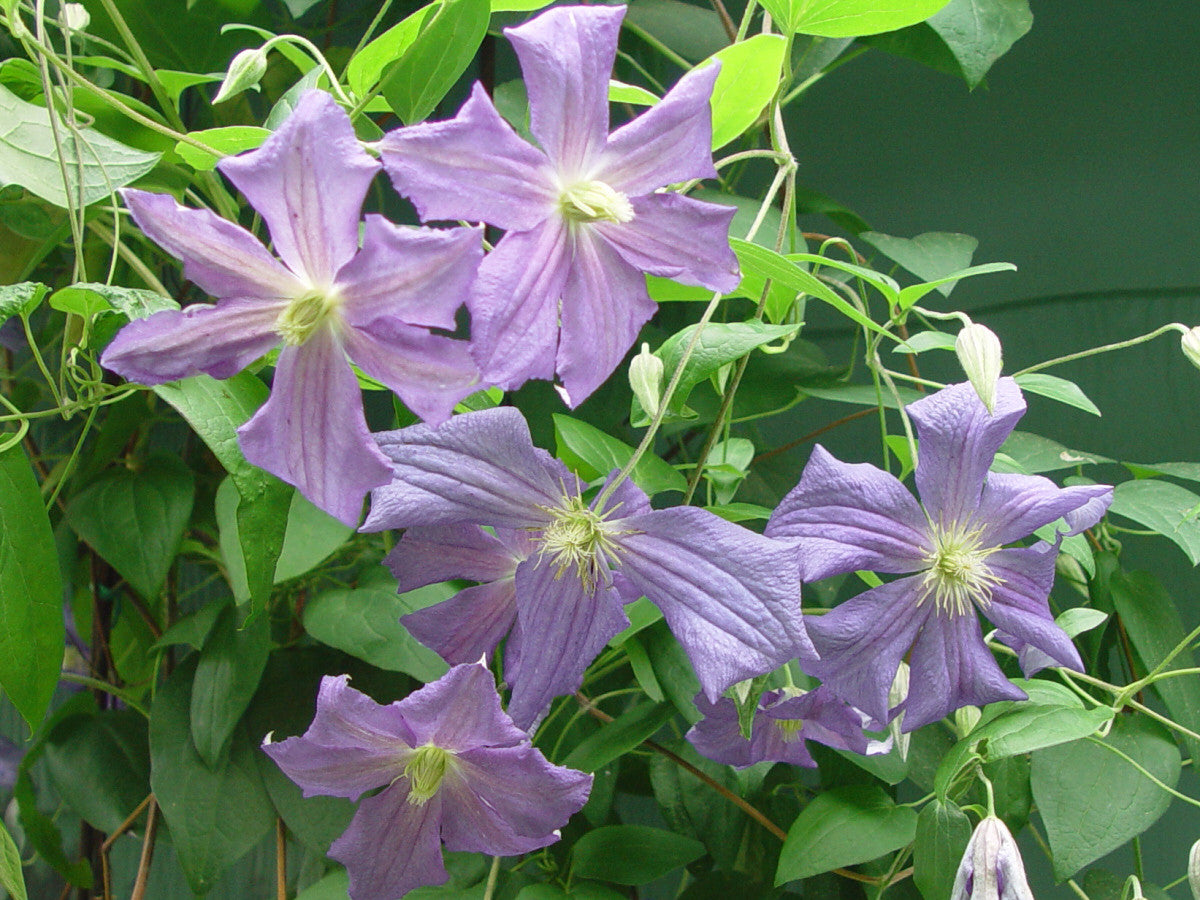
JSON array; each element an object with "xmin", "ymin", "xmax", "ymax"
[
  {"xmin": 191, "ymin": 606, "xmax": 271, "ymax": 767},
  {"xmin": 0, "ymin": 819, "xmax": 27, "ymax": 900},
  {"xmin": 0, "ymin": 84, "xmax": 161, "ymax": 208},
  {"xmin": 913, "ymin": 800, "xmax": 971, "ymax": 900},
  {"xmin": 346, "ymin": 3, "xmax": 436, "ymax": 98},
  {"xmin": 622, "ymin": 0, "xmax": 728, "ymax": 62},
  {"xmin": 49, "ymin": 284, "xmax": 109, "ymax": 317},
  {"xmin": 648, "ymin": 740, "xmax": 745, "ymax": 870},
  {"xmin": 0, "ymin": 281, "xmax": 47, "ymax": 323},
  {"xmin": 703, "ymin": 502, "xmax": 773, "ymax": 522},
  {"xmin": 153, "ymin": 599, "xmax": 226, "ymax": 652},
  {"xmin": 957, "ymin": 690, "xmax": 1112, "ymax": 761},
  {"xmin": 491, "ymin": 0, "xmax": 554, "ymax": 11},
  {"xmin": 1109, "ymin": 479, "xmax": 1200, "ymax": 564},
  {"xmin": 927, "ymin": 0, "xmax": 1033, "ymax": 89},
  {"xmin": 66, "ymin": 454, "xmax": 194, "ymax": 600},
  {"xmin": 702, "ymin": 437, "xmax": 754, "ymax": 505},
  {"xmin": 1125, "ymin": 461, "xmax": 1200, "ymax": 484},
  {"xmin": 1056, "ymin": 606, "xmax": 1108, "ymax": 639},
  {"xmin": 894, "ymin": 261, "xmax": 1016, "ymax": 310},
  {"xmin": 1032, "ymin": 715, "xmax": 1181, "ymax": 880},
  {"xmin": 302, "ymin": 576, "xmax": 450, "ymax": 682},
  {"xmin": 572, "ymin": 825, "xmax": 706, "ymax": 884},
  {"xmin": 0, "ymin": 444, "xmax": 63, "ymax": 729},
  {"xmin": 892, "ymin": 330, "xmax": 957, "ymax": 354},
  {"xmin": 861, "ymin": 231, "xmax": 977, "ymax": 295},
  {"xmin": 776, "ymin": 784, "xmax": 918, "ymax": 882},
  {"xmin": 564, "ymin": 702, "xmax": 675, "ymax": 773},
  {"xmin": 380, "ymin": 0, "xmax": 489, "ymax": 124},
  {"xmin": 775, "ymin": 0, "xmax": 953, "ymax": 37},
  {"xmin": 174, "ymin": 126, "xmax": 270, "ymax": 171},
  {"xmin": 800, "ymin": 382, "xmax": 922, "ymax": 408},
  {"xmin": 1014, "ymin": 373, "xmax": 1101, "ymax": 416},
  {"xmin": 994, "ymin": 431, "xmax": 1111, "ymax": 475},
  {"xmin": 704, "ymin": 35, "xmax": 787, "ymax": 150},
  {"xmin": 609, "ymin": 79, "xmax": 658, "ymax": 106},
  {"xmin": 150, "ymin": 658, "xmax": 275, "ymax": 894},
  {"xmin": 553, "ymin": 414, "xmax": 685, "ymax": 496}
]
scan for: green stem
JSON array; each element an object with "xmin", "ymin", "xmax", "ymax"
[
  {"xmin": 1013, "ymin": 323, "xmax": 1188, "ymax": 377},
  {"xmin": 1086, "ymin": 735, "xmax": 1200, "ymax": 809},
  {"xmin": 482, "ymin": 857, "xmax": 501, "ymax": 900},
  {"xmin": 623, "ymin": 21, "xmax": 691, "ymax": 70}
]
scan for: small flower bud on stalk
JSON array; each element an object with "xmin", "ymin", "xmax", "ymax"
[
  {"xmin": 1188, "ymin": 838, "xmax": 1200, "ymax": 900},
  {"xmin": 888, "ymin": 663, "xmax": 910, "ymax": 760},
  {"xmin": 1181, "ymin": 327, "xmax": 1200, "ymax": 371},
  {"xmin": 60, "ymin": 3, "xmax": 89, "ymax": 31},
  {"xmin": 956, "ymin": 321, "xmax": 1004, "ymax": 414},
  {"xmin": 629, "ymin": 342, "xmax": 665, "ymax": 419},
  {"xmin": 214, "ymin": 48, "xmax": 270, "ymax": 104},
  {"xmin": 951, "ymin": 816, "xmax": 1035, "ymax": 900}
]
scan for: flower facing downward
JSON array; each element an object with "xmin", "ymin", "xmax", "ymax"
[
  {"xmin": 263, "ymin": 664, "xmax": 591, "ymax": 900},
  {"xmin": 950, "ymin": 816, "xmax": 1035, "ymax": 900},
  {"xmin": 766, "ymin": 379, "xmax": 1113, "ymax": 731},
  {"xmin": 100, "ymin": 90, "xmax": 482, "ymax": 526},
  {"xmin": 379, "ymin": 5, "xmax": 740, "ymax": 405}
]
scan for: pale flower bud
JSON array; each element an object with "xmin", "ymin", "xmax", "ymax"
[
  {"xmin": 954, "ymin": 705, "xmax": 981, "ymax": 738},
  {"xmin": 956, "ymin": 322, "xmax": 1004, "ymax": 414},
  {"xmin": 214, "ymin": 47, "xmax": 270, "ymax": 104},
  {"xmin": 60, "ymin": 3, "xmax": 89, "ymax": 31},
  {"xmin": 1188, "ymin": 838, "xmax": 1200, "ymax": 900},
  {"xmin": 629, "ymin": 342, "xmax": 664, "ymax": 419},
  {"xmin": 1181, "ymin": 327, "xmax": 1200, "ymax": 372},
  {"xmin": 888, "ymin": 663, "xmax": 910, "ymax": 761},
  {"xmin": 951, "ymin": 816, "xmax": 1035, "ymax": 900}
]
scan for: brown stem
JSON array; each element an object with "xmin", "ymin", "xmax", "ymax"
[
  {"xmin": 123, "ymin": 589, "xmax": 163, "ymax": 640},
  {"xmin": 129, "ymin": 800, "xmax": 158, "ymax": 900},
  {"xmin": 100, "ymin": 795, "xmax": 153, "ymax": 853},
  {"xmin": 753, "ymin": 406, "xmax": 879, "ymax": 465},
  {"xmin": 708, "ymin": 0, "xmax": 737, "ymax": 41},
  {"xmin": 894, "ymin": 321, "xmax": 922, "ymax": 390},
  {"xmin": 276, "ymin": 818, "xmax": 288, "ymax": 900}
]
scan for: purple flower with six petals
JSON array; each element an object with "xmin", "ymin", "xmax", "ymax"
[
  {"xmin": 101, "ymin": 90, "xmax": 482, "ymax": 525},
  {"xmin": 765, "ymin": 379, "xmax": 1112, "ymax": 732},
  {"xmin": 264, "ymin": 663, "xmax": 591, "ymax": 900},
  {"xmin": 379, "ymin": 5, "xmax": 740, "ymax": 405}
]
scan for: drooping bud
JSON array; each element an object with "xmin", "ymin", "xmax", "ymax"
[
  {"xmin": 889, "ymin": 663, "xmax": 910, "ymax": 761},
  {"xmin": 629, "ymin": 343, "xmax": 664, "ymax": 419},
  {"xmin": 1181, "ymin": 327, "xmax": 1200, "ymax": 372},
  {"xmin": 1188, "ymin": 838, "xmax": 1200, "ymax": 900},
  {"xmin": 214, "ymin": 47, "xmax": 270, "ymax": 104},
  {"xmin": 950, "ymin": 816, "xmax": 1035, "ymax": 900},
  {"xmin": 956, "ymin": 321, "xmax": 1004, "ymax": 414}
]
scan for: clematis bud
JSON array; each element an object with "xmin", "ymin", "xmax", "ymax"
[
  {"xmin": 60, "ymin": 3, "xmax": 89, "ymax": 30},
  {"xmin": 889, "ymin": 663, "xmax": 910, "ymax": 760},
  {"xmin": 629, "ymin": 342, "xmax": 665, "ymax": 419},
  {"xmin": 213, "ymin": 47, "xmax": 269, "ymax": 104},
  {"xmin": 1188, "ymin": 838, "xmax": 1200, "ymax": 900},
  {"xmin": 1181, "ymin": 327, "xmax": 1200, "ymax": 371},
  {"xmin": 951, "ymin": 816, "xmax": 1035, "ymax": 900},
  {"xmin": 954, "ymin": 705, "xmax": 981, "ymax": 738},
  {"xmin": 955, "ymin": 322, "xmax": 1004, "ymax": 414}
]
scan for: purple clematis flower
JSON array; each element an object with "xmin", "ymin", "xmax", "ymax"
[
  {"xmin": 362, "ymin": 407, "xmax": 812, "ymax": 729},
  {"xmin": 378, "ymin": 5, "xmax": 740, "ymax": 405},
  {"xmin": 100, "ymin": 90, "xmax": 482, "ymax": 526},
  {"xmin": 263, "ymin": 663, "xmax": 591, "ymax": 900},
  {"xmin": 765, "ymin": 379, "xmax": 1113, "ymax": 732},
  {"xmin": 687, "ymin": 686, "xmax": 889, "ymax": 770}
]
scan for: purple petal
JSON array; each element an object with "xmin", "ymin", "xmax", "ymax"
[
  {"xmin": 337, "ymin": 217, "xmax": 482, "ymax": 332},
  {"xmin": 596, "ymin": 470, "xmax": 652, "ymax": 520},
  {"xmin": 984, "ymin": 544, "xmax": 1084, "ymax": 673},
  {"xmin": 379, "ymin": 83, "xmax": 555, "ymax": 232},
  {"xmin": 403, "ymin": 581, "xmax": 519, "ymax": 666},
  {"xmin": 973, "ymin": 474, "xmax": 1113, "ymax": 547},
  {"xmin": 612, "ymin": 507, "xmax": 813, "ymax": 701},
  {"xmin": 398, "ymin": 662, "xmax": 530, "ymax": 751},
  {"xmin": 556, "ymin": 228, "xmax": 657, "ymax": 406},
  {"xmin": 364, "ymin": 407, "xmax": 570, "ymax": 532},
  {"xmin": 505, "ymin": 554, "xmax": 630, "ymax": 730},
  {"xmin": 904, "ymin": 611, "xmax": 1026, "ymax": 731},
  {"xmin": 505, "ymin": 5, "xmax": 623, "ymax": 176},
  {"xmin": 237, "ymin": 327, "xmax": 392, "ymax": 527},
  {"xmin": 910, "ymin": 378, "xmax": 1025, "ymax": 524},
  {"xmin": 100, "ymin": 298, "xmax": 283, "ymax": 384},
  {"xmin": 598, "ymin": 63, "xmax": 720, "ymax": 194},
  {"xmin": 686, "ymin": 695, "xmax": 759, "ymax": 768},
  {"xmin": 765, "ymin": 687, "xmax": 883, "ymax": 757},
  {"xmin": 594, "ymin": 192, "xmax": 739, "ymax": 293},
  {"xmin": 342, "ymin": 320, "xmax": 478, "ymax": 425},
  {"xmin": 766, "ymin": 444, "xmax": 932, "ymax": 581},
  {"xmin": 470, "ymin": 220, "xmax": 571, "ymax": 393},
  {"xmin": 121, "ymin": 189, "xmax": 301, "ymax": 299},
  {"xmin": 219, "ymin": 90, "xmax": 380, "ymax": 285},
  {"xmin": 385, "ymin": 524, "xmax": 527, "ymax": 590},
  {"xmin": 441, "ymin": 745, "xmax": 591, "ymax": 854},
  {"xmin": 262, "ymin": 675, "xmax": 412, "ymax": 800},
  {"xmin": 805, "ymin": 577, "xmax": 932, "ymax": 725},
  {"xmin": 331, "ymin": 786, "xmax": 447, "ymax": 900}
]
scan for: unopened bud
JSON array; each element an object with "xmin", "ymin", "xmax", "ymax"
[
  {"xmin": 629, "ymin": 343, "xmax": 664, "ymax": 419},
  {"xmin": 956, "ymin": 322, "xmax": 1004, "ymax": 414},
  {"xmin": 60, "ymin": 3, "xmax": 89, "ymax": 31},
  {"xmin": 214, "ymin": 47, "xmax": 269, "ymax": 104},
  {"xmin": 1182, "ymin": 327, "xmax": 1200, "ymax": 372},
  {"xmin": 951, "ymin": 816, "xmax": 1034, "ymax": 900},
  {"xmin": 1188, "ymin": 838, "xmax": 1200, "ymax": 900},
  {"xmin": 954, "ymin": 705, "xmax": 981, "ymax": 738},
  {"xmin": 888, "ymin": 663, "xmax": 910, "ymax": 760}
]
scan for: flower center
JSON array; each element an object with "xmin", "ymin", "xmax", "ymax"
[
  {"xmin": 559, "ymin": 180, "xmax": 635, "ymax": 225},
  {"xmin": 537, "ymin": 495, "xmax": 620, "ymax": 589},
  {"xmin": 917, "ymin": 521, "xmax": 1002, "ymax": 617},
  {"xmin": 274, "ymin": 287, "xmax": 342, "ymax": 346},
  {"xmin": 403, "ymin": 744, "xmax": 453, "ymax": 806},
  {"xmin": 774, "ymin": 718, "xmax": 804, "ymax": 743}
]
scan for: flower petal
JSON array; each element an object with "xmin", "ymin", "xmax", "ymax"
[
  {"xmin": 984, "ymin": 544, "xmax": 1084, "ymax": 673},
  {"xmin": 385, "ymin": 523, "xmax": 526, "ymax": 590},
  {"xmin": 909, "ymin": 378, "xmax": 1025, "ymax": 524},
  {"xmin": 612, "ymin": 506, "xmax": 813, "ymax": 701},
  {"xmin": 599, "ymin": 62, "xmax": 720, "ymax": 194},
  {"xmin": 505, "ymin": 5, "xmax": 623, "ymax": 176},
  {"xmin": 593, "ymin": 192, "xmax": 740, "ymax": 293},
  {"xmin": 402, "ymin": 581, "xmax": 519, "ymax": 666},
  {"xmin": 396, "ymin": 662, "xmax": 529, "ymax": 750},
  {"xmin": 441, "ymin": 745, "xmax": 591, "ymax": 854},
  {"xmin": 973, "ymin": 473, "xmax": 1113, "ymax": 547},
  {"xmin": 100, "ymin": 298, "xmax": 283, "ymax": 384},
  {"xmin": 342, "ymin": 319, "xmax": 478, "ymax": 425},
  {"xmin": 364, "ymin": 407, "xmax": 570, "ymax": 532},
  {"xmin": 121, "ymin": 189, "xmax": 301, "ymax": 299},
  {"xmin": 470, "ymin": 220, "xmax": 572, "ymax": 393},
  {"xmin": 557, "ymin": 228, "xmax": 657, "ymax": 406},
  {"xmin": 237, "ymin": 328, "xmax": 392, "ymax": 527},
  {"xmin": 218, "ymin": 90, "xmax": 380, "ymax": 285},
  {"xmin": 686, "ymin": 695, "xmax": 759, "ymax": 768},
  {"xmin": 505, "ymin": 554, "xmax": 630, "ymax": 730},
  {"xmin": 766, "ymin": 444, "xmax": 931, "ymax": 581},
  {"xmin": 337, "ymin": 217, "xmax": 482, "ymax": 332},
  {"xmin": 379, "ymin": 83, "xmax": 555, "ymax": 231},
  {"xmin": 331, "ymin": 786, "xmax": 447, "ymax": 900}
]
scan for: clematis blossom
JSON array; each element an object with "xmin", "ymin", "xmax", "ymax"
[
  {"xmin": 100, "ymin": 90, "xmax": 482, "ymax": 526},
  {"xmin": 765, "ymin": 378, "xmax": 1112, "ymax": 731},
  {"xmin": 378, "ymin": 4, "xmax": 740, "ymax": 405},
  {"xmin": 362, "ymin": 407, "xmax": 812, "ymax": 729}
]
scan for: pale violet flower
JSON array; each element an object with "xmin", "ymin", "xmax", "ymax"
[
  {"xmin": 263, "ymin": 663, "xmax": 591, "ymax": 900},
  {"xmin": 951, "ymin": 816, "xmax": 1036, "ymax": 900},
  {"xmin": 378, "ymin": 5, "xmax": 740, "ymax": 405},
  {"xmin": 100, "ymin": 90, "xmax": 482, "ymax": 525},
  {"xmin": 765, "ymin": 378, "xmax": 1112, "ymax": 731}
]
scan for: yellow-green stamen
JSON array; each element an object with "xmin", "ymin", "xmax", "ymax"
[
  {"xmin": 775, "ymin": 718, "xmax": 804, "ymax": 743},
  {"xmin": 537, "ymin": 494, "xmax": 622, "ymax": 589},
  {"xmin": 917, "ymin": 521, "xmax": 1002, "ymax": 617},
  {"xmin": 402, "ymin": 744, "xmax": 453, "ymax": 806},
  {"xmin": 559, "ymin": 180, "xmax": 635, "ymax": 225},
  {"xmin": 274, "ymin": 287, "xmax": 342, "ymax": 346}
]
